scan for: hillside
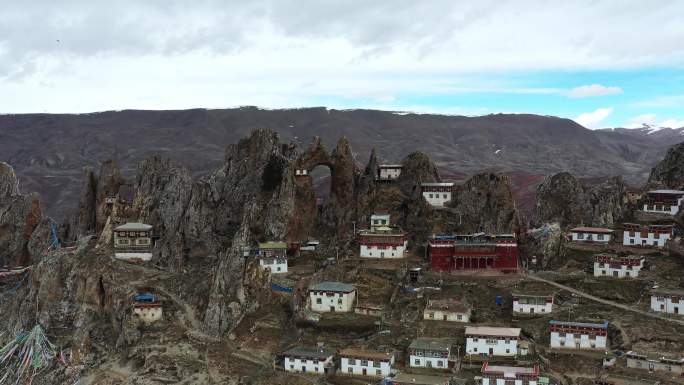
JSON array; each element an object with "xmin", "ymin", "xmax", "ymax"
[{"xmin": 1, "ymin": 107, "xmax": 681, "ymax": 217}]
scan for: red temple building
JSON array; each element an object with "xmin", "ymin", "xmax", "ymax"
[{"xmin": 428, "ymin": 233, "xmax": 519, "ymax": 273}]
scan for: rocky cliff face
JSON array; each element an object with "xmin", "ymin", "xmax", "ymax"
[
  {"xmin": 0, "ymin": 162, "xmax": 49, "ymax": 266},
  {"xmin": 647, "ymin": 142, "xmax": 684, "ymax": 189},
  {"xmin": 534, "ymin": 172, "xmax": 627, "ymax": 228}
]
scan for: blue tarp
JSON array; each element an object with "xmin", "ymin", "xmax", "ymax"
[
  {"xmin": 135, "ymin": 293, "xmax": 156, "ymax": 302},
  {"xmin": 271, "ymin": 283, "xmax": 293, "ymax": 293}
]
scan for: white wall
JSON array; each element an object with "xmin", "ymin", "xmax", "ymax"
[
  {"xmin": 642, "ymin": 196, "xmax": 683, "ymax": 215},
  {"xmin": 423, "ymin": 309, "xmax": 469, "ymax": 322},
  {"xmin": 466, "ymin": 337, "xmax": 518, "ymax": 356},
  {"xmin": 133, "ymin": 306, "xmax": 163, "ymax": 323},
  {"xmin": 550, "ymin": 332, "xmax": 607, "ymax": 350},
  {"xmin": 284, "ymin": 356, "xmax": 332, "ymax": 374},
  {"xmin": 623, "ymin": 231, "xmax": 670, "ymax": 248},
  {"xmin": 259, "ymin": 258, "xmax": 288, "ymax": 273},
  {"xmin": 340, "ymin": 357, "xmax": 392, "ymax": 377},
  {"xmin": 482, "ymin": 377, "xmax": 538, "ymax": 385},
  {"xmin": 593, "ymin": 261, "xmax": 643, "ymax": 278},
  {"xmin": 409, "ymin": 354, "xmax": 449, "ymax": 369},
  {"xmin": 310, "ymin": 291, "xmax": 356, "ymax": 313},
  {"xmin": 650, "ymin": 295, "xmax": 682, "ymax": 315},
  {"xmin": 360, "ymin": 244, "xmax": 405, "ymax": 258},
  {"xmin": 422, "ymin": 191, "xmax": 451, "ymax": 207},
  {"xmin": 379, "ymin": 169, "xmax": 401, "ymax": 179},
  {"xmin": 571, "ymin": 232, "xmax": 611, "ymax": 243},
  {"xmin": 513, "ymin": 301, "xmax": 553, "ymax": 314},
  {"xmin": 115, "ymin": 252, "xmax": 153, "ymax": 262}
]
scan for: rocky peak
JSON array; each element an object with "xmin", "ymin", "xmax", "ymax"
[
  {"xmin": 397, "ymin": 151, "xmax": 441, "ymax": 196},
  {"xmin": 534, "ymin": 172, "xmax": 627, "ymax": 228},
  {"xmin": 647, "ymin": 142, "xmax": 684, "ymax": 189},
  {"xmin": 0, "ymin": 162, "xmax": 20, "ymax": 197}
]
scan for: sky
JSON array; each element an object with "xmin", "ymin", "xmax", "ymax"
[{"xmin": 1, "ymin": 0, "xmax": 684, "ymax": 129}]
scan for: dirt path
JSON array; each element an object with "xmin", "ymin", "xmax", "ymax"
[{"xmin": 527, "ymin": 274, "xmax": 684, "ymax": 326}]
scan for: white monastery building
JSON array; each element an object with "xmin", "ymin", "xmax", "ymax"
[
  {"xmin": 283, "ymin": 346, "xmax": 335, "ymax": 374},
  {"xmin": 549, "ymin": 320, "xmax": 608, "ymax": 351},
  {"xmin": 423, "ymin": 298, "xmax": 471, "ymax": 323},
  {"xmin": 133, "ymin": 303, "xmax": 163, "ymax": 323},
  {"xmin": 113, "ymin": 222, "xmax": 154, "ymax": 262},
  {"xmin": 626, "ymin": 351, "xmax": 684, "ymax": 375},
  {"xmin": 408, "ymin": 338, "xmax": 452, "ymax": 369},
  {"xmin": 257, "ymin": 241, "xmax": 288, "ymax": 274},
  {"xmin": 339, "ymin": 348, "xmax": 394, "ymax": 377},
  {"xmin": 465, "ymin": 326, "xmax": 521, "ymax": 357},
  {"xmin": 421, "ymin": 183, "xmax": 454, "ymax": 207},
  {"xmin": 377, "ymin": 164, "xmax": 402, "ymax": 180},
  {"xmin": 650, "ymin": 288, "xmax": 683, "ymax": 316},
  {"xmin": 570, "ymin": 227, "xmax": 613, "ymax": 243},
  {"xmin": 641, "ymin": 190, "xmax": 684, "ymax": 215},
  {"xmin": 512, "ymin": 294, "xmax": 554, "ymax": 315},
  {"xmin": 480, "ymin": 363, "xmax": 540, "ymax": 385},
  {"xmin": 593, "ymin": 254, "xmax": 645, "ymax": 278},
  {"xmin": 370, "ymin": 213, "xmax": 390, "ymax": 229},
  {"xmin": 622, "ymin": 223, "xmax": 674, "ymax": 248},
  {"xmin": 358, "ymin": 227, "xmax": 407, "ymax": 259},
  {"xmin": 308, "ymin": 282, "xmax": 356, "ymax": 313}
]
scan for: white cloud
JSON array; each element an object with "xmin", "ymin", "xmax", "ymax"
[
  {"xmin": 568, "ymin": 84, "xmax": 623, "ymax": 98},
  {"xmin": 624, "ymin": 113, "xmax": 657, "ymax": 128},
  {"xmin": 659, "ymin": 118, "xmax": 684, "ymax": 129},
  {"xmin": 575, "ymin": 107, "xmax": 613, "ymax": 129}
]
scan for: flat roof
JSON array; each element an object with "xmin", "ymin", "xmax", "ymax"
[
  {"xmin": 309, "ymin": 281, "xmax": 356, "ymax": 293},
  {"xmin": 379, "ymin": 164, "xmax": 403, "ymax": 168},
  {"xmin": 466, "ymin": 326, "xmax": 521, "ymax": 338},
  {"xmin": 390, "ymin": 373, "xmax": 452, "ymax": 385},
  {"xmin": 483, "ymin": 364, "xmax": 539, "ymax": 376},
  {"xmin": 570, "ymin": 227, "xmax": 614, "ymax": 233},
  {"xmin": 647, "ymin": 189, "xmax": 684, "ymax": 194},
  {"xmin": 258, "ymin": 241, "xmax": 287, "ymax": 249},
  {"xmin": 409, "ymin": 338, "xmax": 452, "ymax": 351},
  {"xmin": 626, "ymin": 350, "xmax": 684, "ymax": 362},
  {"xmin": 421, "ymin": 182, "xmax": 454, "ymax": 187},
  {"xmin": 549, "ymin": 320, "xmax": 608, "ymax": 329},
  {"xmin": 339, "ymin": 348, "xmax": 393, "ymax": 361},
  {"xmin": 651, "ymin": 287, "xmax": 684, "ymax": 296},
  {"xmin": 115, "ymin": 222, "xmax": 152, "ymax": 231},
  {"xmin": 283, "ymin": 345, "xmax": 335, "ymax": 359},
  {"xmin": 426, "ymin": 299, "xmax": 471, "ymax": 313}
]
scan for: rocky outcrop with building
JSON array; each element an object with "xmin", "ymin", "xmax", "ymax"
[
  {"xmin": 0, "ymin": 162, "xmax": 50, "ymax": 266},
  {"xmin": 647, "ymin": 142, "xmax": 684, "ymax": 189},
  {"xmin": 533, "ymin": 172, "xmax": 627, "ymax": 228}
]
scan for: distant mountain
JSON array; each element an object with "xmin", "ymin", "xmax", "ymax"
[{"xmin": 1, "ymin": 107, "xmax": 682, "ymax": 217}]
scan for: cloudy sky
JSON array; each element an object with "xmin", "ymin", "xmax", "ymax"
[{"xmin": 2, "ymin": 0, "xmax": 684, "ymax": 129}]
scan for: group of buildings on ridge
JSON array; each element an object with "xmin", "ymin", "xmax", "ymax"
[{"xmin": 103, "ymin": 164, "xmax": 683, "ymax": 383}]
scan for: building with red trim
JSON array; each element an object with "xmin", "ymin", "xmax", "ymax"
[
  {"xmin": 480, "ymin": 362, "xmax": 540, "ymax": 385},
  {"xmin": 428, "ymin": 233, "xmax": 518, "ymax": 273},
  {"xmin": 622, "ymin": 223, "xmax": 673, "ymax": 248},
  {"xmin": 593, "ymin": 254, "xmax": 644, "ymax": 278}
]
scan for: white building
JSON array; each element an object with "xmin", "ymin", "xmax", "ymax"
[
  {"xmin": 480, "ymin": 363, "xmax": 540, "ymax": 385},
  {"xmin": 133, "ymin": 303, "xmax": 163, "ymax": 323},
  {"xmin": 358, "ymin": 228, "xmax": 407, "ymax": 259},
  {"xmin": 421, "ymin": 183, "xmax": 454, "ymax": 207},
  {"xmin": 642, "ymin": 190, "xmax": 684, "ymax": 215},
  {"xmin": 423, "ymin": 299, "xmax": 471, "ymax": 322},
  {"xmin": 113, "ymin": 223, "xmax": 154, "ymax": 262},
  {"xmin": 570, "ymin": 227, "xmax": 613, "ymax": 243},
  {"xmin": 593, "ymin": 254, "xmax": 645, "ymax": 278},
  {"xmin": 339, "ymin": 348, "xmax": 394, "ymax": 377},
  {"xmin": 512, "ymin": 294, "xmax": 554, "ymax": 315},
  {"xmin": 626, "ymin": 351, "xmax": 684, "ymax": 375},
  {"xmin": 259, "ymin": 256, "xmax": 288, "ymax": 274},
  {"xmin": 622, "ymin": 223, "xmax": 673, "ymax": 248},
  {"xmin": 283, "ymin": 346, "xmax": 335, "ymax": 374},
  {"xmin": 465, "ymin": 327, "xmax": 521, "ymax": 357},
  {"xmin": 408, "ymin": 338, "xmax": 452, "ymax": 369},
  {"xmin": 549, "ymin": 320, "xmax": 608, "ymax": 351},
  {"xmin": 378, "ymin": 164, "xmax": 402, "ymax": 180},
  {"xmin": 650, "ymin": 288, "xmax": 683, "ymax": 316},
  {"xmin": 390, "ymin": 373, "xmax": 452, "ymax": 385},
  {"xmin": 295, "ymin": 169, "xmax": 309, "ymax": 176},
  {"xmin": 309, "ymin": 282, "xmax": 356, "ymax": 313},
  {"xmin": 370, "ymin": 213, "xmax": 390, "ymax": 229}
]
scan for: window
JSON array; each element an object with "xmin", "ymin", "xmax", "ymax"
[
  {"xmin": 338, "ymin": 299, "xmax": 342, "ymax": 304},
  {"xmin": 414, "ymin": 359, "xmax": 420, "ymax": 365},
  {"xmin": 290, "ymin": 365, "xmax": 294, "ymax": 369},
  {"xmin": 577, "ymin": 233, "xmax": 584, "ymax": 239},
  {"xmin": 376, "ymin": 369, "xmax": 382, "ymax": 375},
  {"xmin": 361, "ymin": 360, "xmax": 368, "ymax": 366},
  {"xmin": 443, "ymin": 194, "xmax": 447, "ymax": 199},
  {"xmin": 276, "ymin": 267, "xmax": 281, "ymax": 272},
  {"xmin": 473, "ymin": 348, "xmax": 478, "ymax": 353},
  {"xmin": 348, "ymin": 367, "xmax": 353, "ymax": 373},
  {"xmin": 597, "ymin": 234, "xmax": 604, "ymax": 240},
  {"xmin": 429, "ymin": 193, "xmax": 433, "ymax": 198},
  {"xmin": 630, "ymin": 239, "xmax": 635, "ymax": 244},
  {"xmin": 373, "ymin": 361, "xmax": 380, "ymax": 368},
  {"xmin": 457, "ymin": 314, "xmax": 462, "ymax": 320},
  {"xmin": 437, "ymin": 360, "xmax": 443, "ymax": 367},
  {"xmin": 429, "ymin": 312, "xmax": 434, "ymax": 319},
  {"xmin": 316, "ymin": 298, "xmax": 322, "ymax": 304}
]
